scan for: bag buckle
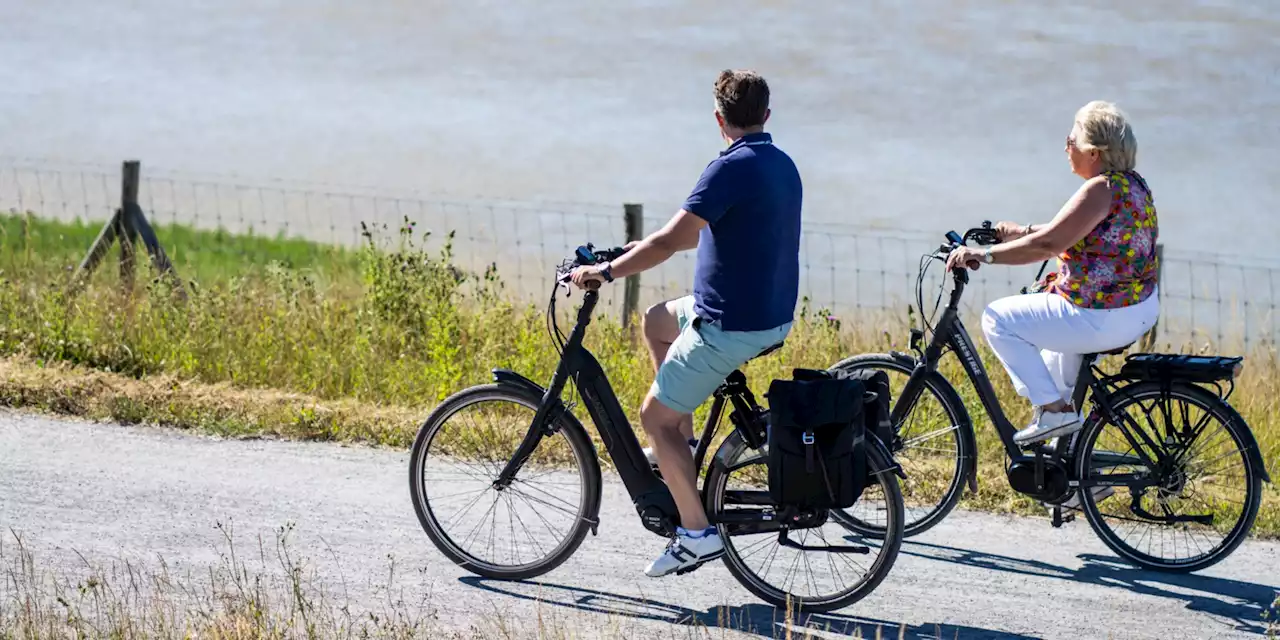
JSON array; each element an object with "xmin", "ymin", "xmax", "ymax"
[{"xmin": 801, "ymin": 431, "xmax": 815, "ymax": 445}]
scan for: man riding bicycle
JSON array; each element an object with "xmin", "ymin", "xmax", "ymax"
[{"xmin": 569, "ymin": 69, "xmax": 803, "ymax": 577}]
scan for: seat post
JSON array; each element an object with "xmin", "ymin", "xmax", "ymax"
[{"xmin": 1071, "ymin": 354, "xmax": 1098, "ymax": 414}]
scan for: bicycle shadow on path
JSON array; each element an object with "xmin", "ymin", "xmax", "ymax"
[
  {"xmin": 899, "ymin": 541, "xmax": 1280, "ymax": 636},
  {"xmin": 459, "ymin": 576, "xmax": 1037, "ymax": 639}
]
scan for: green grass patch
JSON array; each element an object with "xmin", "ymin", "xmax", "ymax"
[
  {"xmin": 1, "ymin": 212, "xmax": 1276, "ymax": 538},
  {"xmin": 0, "ymin": 212, "xmax": 362, "ymax": 286}
]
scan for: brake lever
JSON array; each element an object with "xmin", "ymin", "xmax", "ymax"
[{"xmin": 556, "ymin": 270, "xmax": 574, "ymax": 296}]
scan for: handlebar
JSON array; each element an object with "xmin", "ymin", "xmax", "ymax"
[
  {"xmin": 555, "ymin": 243, "xmax": 630, "ymax": 290},
  {"xmin": 573, "ymin": 243, "xmax": 628, "ymax": 266},
  {"xmin": 941, "ymin": 220, "xmax": 1001, "ymax": 254},
  {"xmin": 932, "ymin": 220, "xmax": 1003, "ymax": 280}
]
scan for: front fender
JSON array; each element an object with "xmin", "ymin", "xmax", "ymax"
[
  {"xmin": 489, "ymin": 369, "xmax": 608, "ymax": 533},
  {"xmin": 491, "ymin": 368, "xmax": 546, "ymax": 398}
]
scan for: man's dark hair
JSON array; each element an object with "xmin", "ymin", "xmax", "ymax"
[{"xmin": 713, "ymin": 69, "xmax": 770, "ymax": 129}]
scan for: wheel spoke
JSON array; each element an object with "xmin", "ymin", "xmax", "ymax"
[
  {"xmin": 1082, "ymin": 386, "xmax": 1258, "ymax": 569},
  {"xmin": 711, "ymin": 434, "xmax": 903, "ymax": 608},
  {"xmin": 412, "ymin": 388, "xmax": 593, "ymax": 575}
]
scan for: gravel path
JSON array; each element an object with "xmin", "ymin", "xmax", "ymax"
[{"xmin": 2, "ymin": 411, "xmax": 1276, "ymax": 638}]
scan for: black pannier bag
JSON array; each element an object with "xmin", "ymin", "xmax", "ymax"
[
  {"xmin": 765, "ymin": 369, "xmax": 867, "ymax": 509},
  {"xmin": 834, "ymin": 368, "xmax": 894, "ymax": 449}
]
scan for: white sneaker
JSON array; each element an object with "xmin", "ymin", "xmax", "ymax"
[
  {"xmin": 644, "ymin": 438, "xmax": 698, "ymax": 466},
  {"xmin": 644, "ymin": 527, "xmax": 724, "ymax": 578},
  {"xmin": 1014, "ymin": 408, "xmax": 1083, "ymax": 445}
]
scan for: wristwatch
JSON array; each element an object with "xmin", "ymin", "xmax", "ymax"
[
  {"xmin": 599, "ymin": 261, "xmax": 614, "ymax": 282},
  {"xmin": 982, "ymin": 247, "xmax": 994, "ymax": 264}
]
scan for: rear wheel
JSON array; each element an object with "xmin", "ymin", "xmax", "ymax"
[
  {"xmin": 409, "ymin": 383, "xmax": 602, "ymax": 580},
  {"xmin": 827, "ymin": 353, "xmax": 976, "ymax": 538},
  {"xmin": 704, "ymin": 433, "xmax": 904, "ymax": 612},
  {"xmin": 1076, "ymin": 381, "xmax": 1263, "ymax": 573}
]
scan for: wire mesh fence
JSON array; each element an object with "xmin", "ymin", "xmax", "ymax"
[{"xmin": 2, "ymin": 157, "xmax": 1277, "ymax": 351}]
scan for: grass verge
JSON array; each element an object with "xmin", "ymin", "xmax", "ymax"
[
  {"xmin": 0, "ymin": 525, "xmax": 922, "ymax": 639},
  {"xmin": 1, "ymin": 212, "xmax": 1277, "ymax": 538}
]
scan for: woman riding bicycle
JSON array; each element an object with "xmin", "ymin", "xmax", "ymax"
[{"xmin": 946, "ymin": 100, "xmax": 1160, "ymax": 446}]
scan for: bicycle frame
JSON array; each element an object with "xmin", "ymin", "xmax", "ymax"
[
  {"xmin": 491, "ymin": 289, "xmax": 775, "ymax": 538},
  {"xmin": 893, "ymin": 271, "xmax": 1029, "ymax": 459},
  {"xmin": 891, "ymin": 268, "xmax": 1172, "ymax": 489}
]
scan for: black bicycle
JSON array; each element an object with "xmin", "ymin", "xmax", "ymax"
[
  {"xmin": 827, "ymin": 222, "xmax": 1270, "ymax": 573},
  {"xmin": 409, "ymin": 244, "xmax": 906, "ymax": 611}
]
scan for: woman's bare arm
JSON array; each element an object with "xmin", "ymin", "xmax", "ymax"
[{"xmin": 990, "ymin": 176, "xmax": 1113, "ymax": 264}]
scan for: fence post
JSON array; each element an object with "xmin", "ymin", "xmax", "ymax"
[
  {"xmin": 622, "ymin": 203, "xmax": 643, "ymax": 329},
  {"xmin": 1138, "ymin": 243, "xmax": 1163, "ymax": 352},
  {"xmin": 118, "ymin": 160, "xmax": 140, "ymax": 292}
]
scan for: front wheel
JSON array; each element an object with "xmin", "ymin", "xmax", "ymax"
[
  {"xmin": 409, "ymin": 383, "xmax": 602, "ymax": 580},
  {"xmin": 827, "ymin": 353, "xmax": 977, "ymax": 538},
  {"xmin": 1076, "ymin": 381, "xmax": 1263, "ymax": 573},
  {"xmin": 704, "ymin": 433, "xmax": 905, "ymax": 612}
]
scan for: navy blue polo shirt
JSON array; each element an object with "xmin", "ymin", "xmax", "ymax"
[{"xmin": 681, "ymin": 132, "xmax": 802, "ymax": 332}]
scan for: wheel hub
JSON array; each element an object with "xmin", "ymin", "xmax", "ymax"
[{"xmin": 1156, "ymin": 467, "xmax": 1188, "ymax": 502}]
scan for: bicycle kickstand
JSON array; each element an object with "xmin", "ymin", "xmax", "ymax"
[{"xmin": 1050, "ymin": 505, "xmax": 1075, "ymax": 528}]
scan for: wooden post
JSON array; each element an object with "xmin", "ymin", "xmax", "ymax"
[
  {"xmin": 69, "ymin": 159, "xmax": 185, "ymax": 301},
  {"xmin": 71, "ymin": 209, "xmax": 122, "ymax": 289},
  {"xmin": 126, "ymin": 202, "xmax": 187, "ymax": 301},
  {"xmin": 622, "ymin": 203, "xmax": 643, "ymax": 329},
  {"xmin": 118, "ymin": 160, "xmax": 140, "ymax": 292},
  {"xmin": 1138, "ymin": 243, "xmax": 1164, "ymax": 352}
]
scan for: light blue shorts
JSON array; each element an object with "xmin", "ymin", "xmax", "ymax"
[{"xmin": 650, "ymin": 296, "xmax": 792, "ymax": 415}]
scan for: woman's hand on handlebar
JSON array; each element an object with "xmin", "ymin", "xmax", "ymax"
[
  {"xmin": 994, "ymin": 221, "xmax": 1031, "ymax": 242},
  {"xmin": 945, "ymin": 246, "xmax": 983, "ymax": 272}
]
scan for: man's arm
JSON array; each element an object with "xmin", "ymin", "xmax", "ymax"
[
  {"xmin": 571, "ymin": 158, "xmax": 733, "ymax": 288},
  {"xmin": 605, "ymin": 210, "xmax": 705, "ymax": 280}
]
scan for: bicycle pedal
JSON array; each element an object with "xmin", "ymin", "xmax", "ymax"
[{"xmin": 1048, "ymin": 507, "xmax": 1075, "ymax": 528}]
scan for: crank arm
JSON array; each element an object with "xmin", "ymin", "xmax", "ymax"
[
  {"xmin": 1130, "ymin": 499, "xmax": 1214, "ymax": 526},
  {"xmin": 778, "ymin": 529, "xmax": 870, "ymax": 554}
]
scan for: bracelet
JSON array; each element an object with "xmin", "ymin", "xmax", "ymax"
[{"xmin": 1024, "ymin": 223, "xmax": 1035, "ymax": 236}]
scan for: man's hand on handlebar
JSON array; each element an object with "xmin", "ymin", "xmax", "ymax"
[{"xmin": 568, "ymin": 264, "xmax": 609, "ymax": 290}]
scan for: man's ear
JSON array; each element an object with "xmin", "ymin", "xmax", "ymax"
[{"xmin": 763, "ymin": 108, "xmax": 771, "ymax": 124}]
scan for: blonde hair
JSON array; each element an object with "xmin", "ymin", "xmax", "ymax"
[{"xmin": 1072, "ymin": 100, "xmax": 1137, "ymax": 172}]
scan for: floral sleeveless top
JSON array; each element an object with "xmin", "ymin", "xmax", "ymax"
[{"xmin": 1037, "ymin": 170, "xmax": 1159, "ymax": 309}]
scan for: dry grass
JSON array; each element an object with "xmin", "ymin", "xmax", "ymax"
[{"xmin": 0, "ymin": 525, "xmax": 913, "ymax": 640}]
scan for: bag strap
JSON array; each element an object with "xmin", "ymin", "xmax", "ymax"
[{"xmin": 803, "ymin": 430, "xmax": 838, "ymax": 503}]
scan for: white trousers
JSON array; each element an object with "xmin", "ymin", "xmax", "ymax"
[{"xmin": 980, "ymin": 290, "xmax": 1160, "ymax": 408}]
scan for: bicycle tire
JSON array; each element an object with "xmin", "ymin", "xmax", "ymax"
[
  {"xmin": 827, "ymin": 353, "xmax": 976, "ymax": 538},
  {"xmin": 409, "ymin": 383, "xmax": 602, "ymax": 580},
  {"xmin": 704, "ymin": 432, "xmax": 905, "ymax": 613},
  {"xmin": 1076, "ymin": 381, "xmax": 1263, "ymax": 573}
]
